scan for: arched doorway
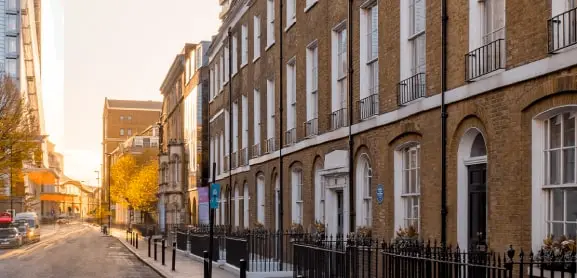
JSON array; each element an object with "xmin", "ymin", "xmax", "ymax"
[{"xmin": 457, "ymin": 129, "xmax": 488, "ymax": 250}]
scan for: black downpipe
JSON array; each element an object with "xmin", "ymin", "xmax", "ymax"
[
  {"xmin": 347, "ymin": 0, "xmax": 355, "ymax": 233},
  {"xmin": 440, "ymin": 0, "xmax": 448, "ymax": 247},
  {"xmin": 278, "ymin": 0, "xmax": 285, "ymax": 270},
  {"xmin": 228, "ymin": 27, "xmax": 233, "ymax": 235}
]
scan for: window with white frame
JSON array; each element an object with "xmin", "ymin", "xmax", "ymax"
[
  {"xmin": 314, "ymin": 165, "xmax": 324, "ymax": 222},
  {"xmin": 224, "ymin": 46, "xmax": 230, "ymax": 83},
  {"xmin": 232, "ymin": 35, "xmax": 238, "ymax": 75},
  {"xmin": 210, "ymin": 68, "xmax": 215, "ymax": 99},
  {"xmin": 356, "ymin": 154, "xmax": 372, "ymax": 227},
  {"xmin": 210, "ymin": 137, "xmax": 215, "ymax": 177},
  {"xmin": 286, "ymin": 0, "xmax": 296, "ymax": 27},
  {"xmin": 254, "ymin": 15, "xmax": 261, "ymax": 60},
  {"xmin": 215, "ymin": 62, "xmax": 220, "ymax": 93},
  {"xmin": 241, "ymin": 24, "xmax": 248, "ymax": 66},
  {"xmin": 220, "ymin": 132, "xmax": 225, "ymax": 173},
  {"xmin": 362, "ymin": 3, "xmax": 379, "ymax": 98},
  {"xmin": 409, "ymin": 0, "xmax": 426, "ymax": 76},
  {"xmin": 243, "ymin": 183, "xmax": 250, "ymax": 228},
  {"xmin": 544, "ymin": 111, "xmax": 577, "ymax": 239},
  {"xmin": 267, "ymin": 79, "xmax": 276, "ymax": 141},
  {"xmin": 225, "ymin": 110, "xmax": 230, "ymax": 156},
  {"xmin": 286, "ymin": 58, "xmax": 297, "ymax": 131},
  {"xmin": 220, "ymin": 55, "xmax": 225, "ymax": 88},
  {"xmin": 481, "ymin": 0, "xmax": 505, "ymax": 45},
  {"xmin": 254, "ymin": 89, "xmax": 261, "ymax": 149},
  {"xmin": 292, "ymin": 168, "xmax": 303, "ymax": 224},
  {"xmin": 401, "ymin": 144, "xmax": 420, "ymax": 232},
  {"xmin": 267, "ymin": 0, "xmax": 275, "ymax": 47},
  {"xmin": 232, "ymin": 102, "xmax": 239, "ymax": 153},
  {"xmin": 173, "ymin": 154, "xmax": 181, "ymax": 184},
  {"xmin": 242, "ymin": 95, "xmax": 248, "ymax": 150},
  {"xmin": 332, "ymin": 25, "xmax": 348, "ymax": 113},
  {"xmin": 220, "ymin": 191, "xmax": 226, "ymax": 225},
  {"xmin": 306, "ymin": 0, "xmax": 318, "ymax": 10},
  {"xmin": 257, "ymin": 175, "xmax": 265, "ymax": 224},
  {"xmin": 234, "ymin": 185, "xmax": 240, "ymax": 227},
  {"xmin": 306, "ymin": 42, "xmax": 318, "ymax": 121}
]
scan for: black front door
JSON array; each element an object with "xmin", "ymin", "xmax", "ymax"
[{"xmin": 468, "ymin": 163, "xmax": 487, "ymax": 249}]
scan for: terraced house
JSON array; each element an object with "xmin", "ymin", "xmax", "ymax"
[{"xmin": 207, "ymin": 0, "xmax": 577, "ymax": 252}]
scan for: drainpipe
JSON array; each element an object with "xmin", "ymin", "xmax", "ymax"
[
  {"xmin": 347, "ymin": 0, "xmax": 355, "ymax": 233},
  {"xmin": 278, "ymin": 0, "xmax": 285, "ymax": 270},
  {"xmin": 228, "ymin": 27, "xmax": 233, "ymax": 234},
  {"xmin": 440, "ymin": 0, "xmax": 448, "ymax": 247}
]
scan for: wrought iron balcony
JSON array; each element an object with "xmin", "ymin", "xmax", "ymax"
[
  {"xmin": 465, "ymin": 39, "xmax": 505, "ymax": 81},
  {"xmin": 330, "ymin": 108, "xmax": 348, "ymax": 130},
  {"xmin": 304, "ymin": 118, "xmax": 318, "ymax": 138},
  {"xmin": 397, "ymin": 73, "xmax": 426, "ymax": 105},
  {"xmin": 239, "ymin": 148, "xmax": 248, "ymax": 166},
  {"xmin": 285, "ymin": 128, "xmax": 297, "ymax": 146},
  {"xmin": 358, "ymin": 93, "xmax": 379, "ymax": 120},
  {"xmin": 251, "ymin": 143, "xmax": 261, "ymax": 158},
  {"xmin": 265, "ymin": 137, "xmax": 276, "ymax": 154},
  {"xmin": 548, "ymin": 7, "xmax": 577, "ymax": 53}
]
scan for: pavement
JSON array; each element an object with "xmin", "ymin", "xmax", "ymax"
[
  {"xmin": 107, "ymin": 227, "xmax": 236, "ymax": 278},
  {"xmin": 0, "ymin": 223, "xmax": 162, "ymax": 278}
]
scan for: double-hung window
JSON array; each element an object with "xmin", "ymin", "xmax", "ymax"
[
  {"xmin": 224, "ymin": 46, "xmax": 229, "ymax": 83},
  {"xmin": 253, "ymin": 89, "xmax": 261, "ymax": 155},
  {"xmin": 331, "ymin": 24, "xmax": 348, "ymax": 129},
  {"xmin": 286, "ymin": 0, "xmax": 296, "ymax": 28},
  {"xmin": 544, "ymin": 112, "xmax": 577, "ymax": 239},
  {"xmin": 267, "ymin": 0, "xmax": 275, "ymax": 47},
  {"xmin": 257, "ymin": 176, "xmax": 265, "ymax": 224},
  {"xmin": 220, "ymin": 54, "xmax": 225, "ymax": 88},
  {"xmin": 360, "ymin": 3, "xmax": 379, "ymax": 119},
  {"xmin": 366, "ymin": 4, "xmax": 378, "ymax": 96},
  {"xmin": 401, "ymin": 144, "xmax": 420, "ymax": 232},
  {"xmin": 241, "ymin": 24, "xmax": 248, "ymax": 66},
  {"xmin": 232, "ymin": 35, "xmax": 238, "ymax": 75},
  {"xmin": 254, "ymin": 16, "xmax": 261, "ymax": 60},
  {"xmin": 306, "ymin": 42, "xmax": 318, "ymax": 121},
  {"xmin": 292, "ymin": 168, "xmax": 303, "ymax": 224},
  {"xmin": 409, "ymin": 0, "xmax": 426, "ymax": 76},
  {"xmin": 286, "ymin": 58, "xmax": 297, "ymax": 145},
  {"xmin": 266, "ymin": 79, "xmax": 276, "ymax": 152},
  {"xmin": 243, "ymin": 183, "xmax": 250, "ymax": 228}
]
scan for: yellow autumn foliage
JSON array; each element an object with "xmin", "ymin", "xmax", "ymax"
[{"xmin": 110, "ymin": 153, "xmax": 158, "ymax": 212}]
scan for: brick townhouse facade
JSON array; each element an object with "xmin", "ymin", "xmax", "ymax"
[
  {"xmin": 158, "ymin": 42, "xmax": 211, "ymax": 231},
  {"xmin": 207, "ymin": 0, "xmax": 577, "ymax": 252}
]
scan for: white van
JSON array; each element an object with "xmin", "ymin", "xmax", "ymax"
[{"xmin": 14, "ymin": 212, "xmax": 40, "ymax": 242}]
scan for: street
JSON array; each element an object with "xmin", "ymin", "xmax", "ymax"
[{"xmin": 0, "ymin": 223, "xmax": 162, "ymax": 278}]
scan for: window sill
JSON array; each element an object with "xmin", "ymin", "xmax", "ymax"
[
  {"xmin": 253, "ymin": 56, "xmax": 261, "ymax": 63},
  {"xmin": 240, "ymin": 62, "xmax": 248, "ymax": 69},
  {"xmin": 304, "ymin": 1, "xmax": 318, "ymax": 13},
  {"xmin": 266, "ymin": 42, "xmax": 275, "ymax": 51},
  {"xmin": 285, "ymin": 20, "xmax": 296, "ymax": 33}
]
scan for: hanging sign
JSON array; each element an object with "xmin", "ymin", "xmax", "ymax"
[{"xmin": 210, "ymin": 183, "xmax": 221, "ymax": 209}]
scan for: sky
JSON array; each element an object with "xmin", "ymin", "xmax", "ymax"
[{"xmin": 42, "ymin": 0, "xmax": 221, "ymax": 185}]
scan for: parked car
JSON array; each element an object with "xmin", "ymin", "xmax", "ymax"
[
  {"xmin": 0, "ymin": 228, "xmax": 23, "ymax": 248},
  {"xmin": 56, "ymin": 216, "xmax": 69, "ymax": 225},
  {"xmin": 14, "ymin": 212, "xmax": 40, "ymax": 242}
]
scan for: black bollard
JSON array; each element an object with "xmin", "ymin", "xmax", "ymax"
[
  {"xmin": 240, "ymin": 259, "xmax": 246, "ymax": 278},
  {"xmin": 203, "ymin": 251, "xmax": 209, "ymax": 278},
  {"xmin": 154, "ymin": 239, "xmax": 158, "ymax": 261},
  {"xmin": 148, "ymin": 236, "xmax": 151, "ymax": 257},
  {"xmin": 161, "ymin": 239, "xmax": 166, "ymax": 266},
  {"xmin": 136, "ymin": 233, "xmax": 139, "ymax": 249},
  {"xmin": 171, "ymin": 242, "xmax": 176, "ymax": 271},
  {"xmin": 130, "ymin": 232, "xmax": 133, "ymax": 246},
  {"xmin": 126, "ymin": 230, "xmax": 129, "ymax": 242}
]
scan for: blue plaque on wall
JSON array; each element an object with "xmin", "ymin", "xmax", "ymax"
[{"xmin": 376, "ymin": 184, "xmax": 384, "ymax": 204}]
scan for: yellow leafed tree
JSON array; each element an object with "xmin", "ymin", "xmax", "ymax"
[
  {"xmin": 126, "ymin": 161, "xmax": 158, "ymax": 212},
  {"xmin": 110, "ymin": 154, "xmax": 137, "ymax": 205}
]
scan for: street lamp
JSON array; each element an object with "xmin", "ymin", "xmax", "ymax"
[{"xmin": 105, "ymin": 153, "xmax": 112, "ymax": 233}]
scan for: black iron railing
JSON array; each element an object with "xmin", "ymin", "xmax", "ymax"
[
  {"xmin": 285, "ymin": 128, "xmax": 297, "ymax": 146},
  {"xmin": 304, "ymin": 118, "xmax": 318, "ymax": 138},
  {"xmin": 239, "ymin": 147, "xmax": 248, "ymax": 166},
  {"xmin": 358, "ymin": 93, "xmax": 379, "ymax": 120},
  {"xmin": 176, "ymin": 230, "xmax": 187, "ymax": 251},
  {"xmin": 330, "ymin": 108, "xmax": 348, "ymax": 130},
  {"xmin": 265, "ymin": 137, "xmax": 276, "ymax": 154},
  {"xmin": 549, "ymin": 7, "xmax": 577, "ymax": 53},
  {"xmin": 251, "ymin": 143, "xmax": 260, "ymax": 158},
  {"xmin": 465, "ymin": 39, "xmax": 505, "ymax": 81},
  {"xmin": 226, "ymin": 236, "xmax": 248, "ymax": 269},
  {"xmin": 398, "ymin": 73, "xmax": 426, "ymax": 105}
]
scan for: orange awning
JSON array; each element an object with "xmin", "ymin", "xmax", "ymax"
[
  {"xmin": 40, "ymin": 194, "xmax": 73, "ymax": 202},
  {"xmin": 23, "ymin": 168, "xmax": 59, "ymax": 184}
]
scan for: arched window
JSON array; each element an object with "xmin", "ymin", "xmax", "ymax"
[
  {"xmin": 543, "ymin": 111, "xmax": 576, "ymax": 238},
  {"xmin": 314, "ymin": 164, "xmax": 324, "ymax": 223},
  {"xmin": 172, "ymin": 154, "xmax": 181, "ymax": 184},
  {"xmin": 356, "ymin": 154, "xmax": 372, "ymax": 227},
  {"xmin": 243, "ymin": 182, "xmax": 249, "ymax": 228},
  {"xmin": 257, "ymin": 175, "xmax": 265, "ymax": 224},
  {"xmin": 234, "ymin": 184, "xmax": 240, "ymax": 227},
  {"xmin": 161, "ymin": 163, "xmax": 169, "ymax": 184},
  {"xmin": 400, "ymin": 144, "xmax": 420, "ymax": 232},
  {"xmin": 471, "ymin": 133, "xmax": 487, "ymax": 157},
  {"xmin": 292, "ymin": 168, "xmax": 303, "ymax": 224}
]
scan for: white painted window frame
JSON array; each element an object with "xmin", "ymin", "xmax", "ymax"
[
  {"xmin": 241, "ymin": 24, "xmax": 248, "ymax": 66},
  {"xmin": 254, "ymin": 15, "xmax": 261, "ymax": 61},
  {"xmin": 292, "ymin": 168, "xmax": 304, "ymax": 224},
  {"xmin": 267, "ymin": 0, "xmax": 275, "ymax": 48},
  {"xmin": 306, "ymin": 41, "xmax": 319, "ymax": 121}
]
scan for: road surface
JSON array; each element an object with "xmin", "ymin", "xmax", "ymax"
[{"xmin": 0, "ymin": 223, "xmax": 161, "ymax": 278}]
